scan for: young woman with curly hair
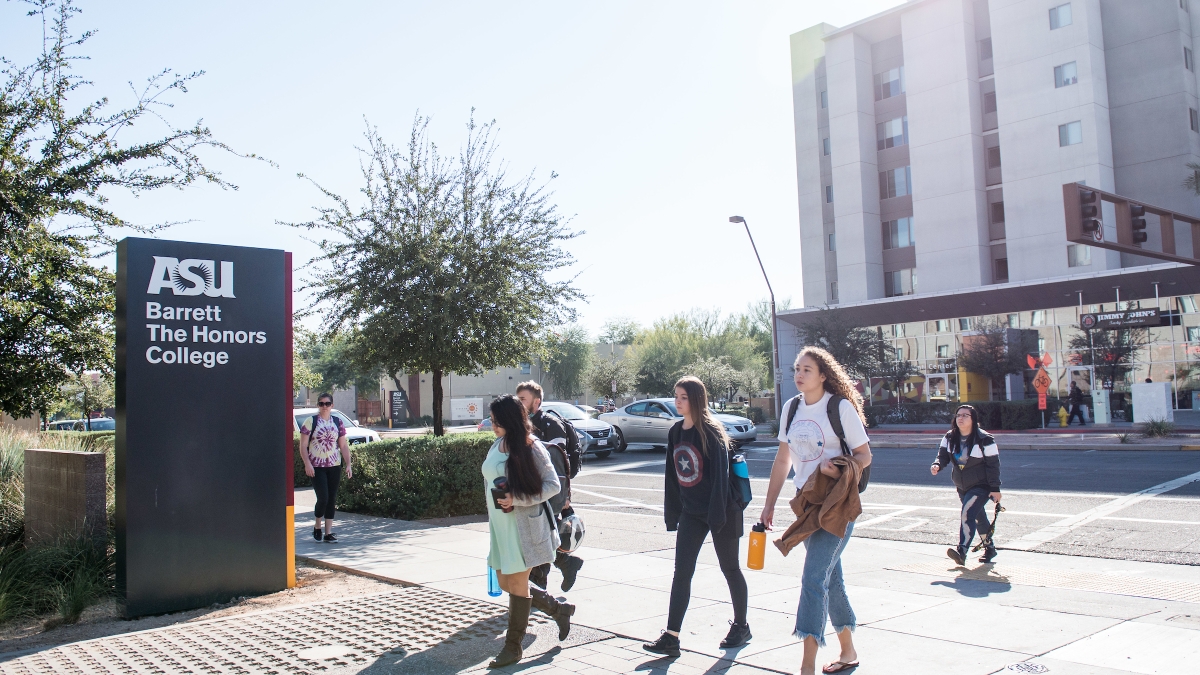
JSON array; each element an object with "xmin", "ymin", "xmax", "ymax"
[{"xmin": 760, "ymin": 347, "xmax": 872, "ymax": 675}]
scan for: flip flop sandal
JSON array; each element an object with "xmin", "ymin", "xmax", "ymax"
[{"xmin": 822, "ymin": 661, "xmax": 860, "ymax": 673}]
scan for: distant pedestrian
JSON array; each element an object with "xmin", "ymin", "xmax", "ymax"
[
  {"xmin": 516, "ymin": 381, "xmax": 586, "ymax": 593},
  {"xmin": 482, "ymin": 394, "xmax": 571, "ymax": 669},
  {"xmin": 931, "ymin": 404, "xmax": 1002, "ymax": 564},
  {"xmin": 760, "ymin": 347, "xmax": 872, "ymax": 675},
  {"xmin": 643, "ymin": 376, "xmax": 751, "ymax": 658},
  {"xmin": 1067, "ymin": 383, "xmax": 1086, "ymax": 426},
  {"xmin": 299, "ymin": 393, "xmax": 352, "ymax": 543}
]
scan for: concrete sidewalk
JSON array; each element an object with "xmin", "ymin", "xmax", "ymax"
[{"xmin": 296, "ymin": 490, "xmax": 1200, "ymax": 675}]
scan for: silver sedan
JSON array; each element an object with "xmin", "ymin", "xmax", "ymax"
[{"xmin": 598, "ymin": 398, "xmax": 757, "ymax": 451}]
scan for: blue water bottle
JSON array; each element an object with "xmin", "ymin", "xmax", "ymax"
[
  {"xmin": 487, "ymin": 565, "xmax": 502, "ymax": 597},
  {"xmin": 731, "ymin": 454, "xmax": 753, "ymax": 506}
]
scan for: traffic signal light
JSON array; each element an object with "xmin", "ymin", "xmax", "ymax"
[
  {"xmin": 1080, "ymin": 189, "xmax": 1101, "ymax": 234},
  {"xmin": 1130, "ymin": 204, "xmax": 1147, "ymax": 244}
]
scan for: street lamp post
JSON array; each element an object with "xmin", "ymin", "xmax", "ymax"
[{"xmin": 729, "ymin": 216, "xmax": 782, "ymax": 422}]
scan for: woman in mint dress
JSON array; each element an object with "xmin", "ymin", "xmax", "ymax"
[{"xmin": 482, "ymin": 395, "xmax": 567, "ymax": 669}]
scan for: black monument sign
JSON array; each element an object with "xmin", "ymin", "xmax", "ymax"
[{"xmin": 116, "ymin": 238, "xmax": 289, "ymax": 617}]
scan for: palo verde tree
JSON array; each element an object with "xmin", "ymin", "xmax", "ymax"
[
  {"xmin": 293, "ymin": 114, "xmax": 581, "ymax": 435},
  {"xmin": 545, "ymin": 325, "xmax": 592, "ymax": 400},
  {"xmin": 585, "ymin": 351, "xmax": 637, "ymax": 402},
  {"xmin": 0, "ymin": 0, "xmax": 250, "ymax": 419}
]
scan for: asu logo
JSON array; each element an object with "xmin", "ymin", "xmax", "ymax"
[{"xmin": 147, "ymin": 257, "xmax": 235, "ymax": 297}]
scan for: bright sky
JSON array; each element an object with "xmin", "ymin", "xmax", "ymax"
[{"xmin": 3, "ymin": 0, "xmax": 903, "ymax": 336}]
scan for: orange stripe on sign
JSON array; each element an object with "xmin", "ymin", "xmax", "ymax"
[{"xmin": 286, "ymin": 505, "xmax": 296, "ymax": 588}]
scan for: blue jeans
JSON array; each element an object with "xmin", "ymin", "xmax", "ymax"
[
  {"xmin": 794, "ymin": 520, "xmax": 855, "ymax": 646},
  {"xmin": 958, "ymin": 486, "xmax": 993, "ymax": 553}
]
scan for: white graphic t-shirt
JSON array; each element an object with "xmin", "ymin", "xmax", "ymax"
[{"xmin": 777, "ymin": 391, "xmax": 870, "ymax": 490}]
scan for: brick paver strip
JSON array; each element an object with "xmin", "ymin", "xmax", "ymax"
[
  {"xmin": 0, "ymin": 587, "xmax": 562, "ymax": 675},
  {"xmin": 891, "ymin": 561, "xmax": 1200, "ymax": 603}
]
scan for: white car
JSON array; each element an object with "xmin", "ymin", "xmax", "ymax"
[{"xmin": 293, "ymin": 408, "xmax": 381, "ymax": 445}]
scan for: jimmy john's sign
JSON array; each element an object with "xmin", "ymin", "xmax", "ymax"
[
  {"xmin": 115, "ymin": 238, "xmax": 290, "ymax": 617},
  {"xmin": 1080, "ymin": 308, "xmax": 1159, "ymax": 330}
]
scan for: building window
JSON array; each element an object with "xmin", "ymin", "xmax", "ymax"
[
  {"xmin": 1054, "ymin": 61, "xmax": 1078, "ymax": 87},
  {"xmin": 895, "ymin": 347, "xmax": 904, "ymax": 360},
  {"xmin": 825, "ymin": 185, "xmax": 834, "ymax": 203},
  {"xmin": 830, "ymin": 281, "xmax": 839, "ymax": 302},
  {"xmin": 979, "ymin": 38, "xmax": 993, "ymax": 61},
  {"xmin": 1191, "ymin": 108, "xmax": 1199, "ymax": 132},
  {"xmin": 1181, "ymin": 296, "xmax": 1199, "ymax": 313},
  {"xmin": 884, "ymin": 268, "xmax": 917, "ymax": 297},
  {"xmin": 820, "ymin": 90, "xmax": 828, "ymax": 108},
  {"xmin": 936, "ymin": 320, "xmax": 950, "ymax": 332},
  {"xmin": 892, "ymin": 324, "xmax": 905, "ymax": 337},
  {"xmin": 1032, "ymin": 310, "xmax": 1047, "ymax": 326},
  {"xmin": 990, "ymin": 201, "xmax": 1005, "ymax": 225},
  {"xmin": 937, "ymin": 344, "xmax": 950, "ymax": 358},
  {"xmin": 995, "ymin": 258, "xmax": 1010, "ymax": 283},
  {"xmin": 958, "ymin": 318, "xmax": 972, "ymax": 330},
  {"xmin": 876, "ymin": 116, "xmax": 909, "ymax": 150},
  {"xmin": 1007, "ymin": 313, "xmax": 1019, "ymax": 327},
  {"xmin": 823, "ymin": 137, "xmax": 831, "ymax": 155},
  {"xmin": 1049, "ymin": 3, "xmax": 1072, "ymax": 29},
  {"xmin": 1059, "ymin": 121, "xmax": 1082, "ymax": 146},
  {"xmin": 828, "ymin": 233, "xmax": 836, "ymax": 251},
  {"xmin": 1188, "ymin": 47, "xmax": 1195, "ymax": 72},
  {"xmin": 879, "ymin": 166, "xmax": 912, "ymax": 199},
  {"xmin": 982, "ymin": 91, "xmax": 997, "ymax": 115},
  {"xmin": 1068, "ymin": 243, "xmax": 1092, "ymax": 267},
  {"xmin": 1189, "ymin": 326, "xmax": 1200, "ymax": 342},
  {"xmin": 882, "ymin": 217, "xmax": 915, "ymax": 249},
  {"xmin": 520, "ymin": 362, "xmax": 531, "ymax": 374},
  {"xmin": 874, "ymin": 66, "xmax": 905, "ymax": 101},
  {"xmin": 987, "ymin": 146, "xmax": 1002, "ymax": 169}
]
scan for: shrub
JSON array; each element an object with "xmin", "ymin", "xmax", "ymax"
[
  {"xmin": 0, "ymin": 534, "xmax": 112, "ymax": 625},
  {"xmin": 294, "ymin": 432, "xmax": 496, "ymax": 520},
  {"xmin": 863, "ymin": 399, "xmax": 1065, "ymax": 430},
  {"xmin": 1142, "ymin": 417, "xmax": 1175, "ymax": 438},
  {"xmin": 747, "ymin": 406, "xmax": 765, "ymax": 424}
]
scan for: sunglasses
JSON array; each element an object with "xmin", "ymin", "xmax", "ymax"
[{"xmin": 318, "ymin": 401, "xmax": 333, "ymax": 407}]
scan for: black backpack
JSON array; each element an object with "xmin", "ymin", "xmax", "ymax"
[
  {"xmin": 785, "ymin": 394, "xmax": 871, "ymax": 493},
  {"xmin": 540, "ymin": 409, "xmax": 583, "ymax": 479}
]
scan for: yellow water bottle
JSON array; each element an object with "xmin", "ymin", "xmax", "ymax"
[{"xmin": 748, "ymin": 523, "xmax": 766, "ymax": 570}]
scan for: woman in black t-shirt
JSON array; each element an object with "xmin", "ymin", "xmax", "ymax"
[{"xmin": 643, "ymin": 376, "xmax": 751, "ymax": 657}]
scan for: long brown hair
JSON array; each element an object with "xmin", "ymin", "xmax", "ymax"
[
  {"xmin": 489, "ymin": 395, "xmax": 544, "ymax": 498},
  {"xmin": 794, "ymin": 346, "xmax": 866, "ymax": 424},
  {"xmin": 673, "ymin": 376, "xmax": 729, "ymax": 459}
]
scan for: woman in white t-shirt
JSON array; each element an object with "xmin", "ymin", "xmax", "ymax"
[{"xmin": 760, "ymin": 347, "xmax": 872, "ymax": 675}]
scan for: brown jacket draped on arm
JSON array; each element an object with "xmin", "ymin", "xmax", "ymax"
[{"xmin": 774, "ymin": 455, "xmax": 865, "ymax": 556}]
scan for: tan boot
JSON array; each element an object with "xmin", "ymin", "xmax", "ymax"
[
  {"xmin": 530, "ymin": 587, "xmax": 575, "ymax": 640},
  {"xmin": 488, "ymin": 594, "xmax": 531, "ymax": 668}
]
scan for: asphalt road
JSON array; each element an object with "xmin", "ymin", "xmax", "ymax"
[{"xmin": 566, "ymin": 440, "xmax": 1200, "ymax": 565}]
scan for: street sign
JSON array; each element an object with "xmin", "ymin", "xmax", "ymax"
[
  {"xmin": 1032, "ymin": 367, "xmax": 1052, "ymax": 410},
  {"xmin": 451, "ymin": 398, "xmax": 483, "ymax": 420},
  {"xmin": 1080, "ymin": 309, "xmax": 1158, "ymax": 330},
  {"xmin": 389, "ymin": 390, "xmax": 408, "ymax": 423}
]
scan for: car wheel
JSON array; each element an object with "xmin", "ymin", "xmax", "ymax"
[
  {"xmin": 612, "ymin": 427, "xmax": 627, "ymax": 452},
  {"xmin": 592, "ymin": 450, "xmax": 612, "ymax": 460}
]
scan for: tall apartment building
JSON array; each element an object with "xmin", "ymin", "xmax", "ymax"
[{"xmin": 778, "ymin": 0, "xmax": 1200, "ymax": 412}]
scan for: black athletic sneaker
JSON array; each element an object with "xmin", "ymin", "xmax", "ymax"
[
  {"xmin": 643, "ymin": 632, "xmax": 681, "ymax": 657},
  {"xmin": 946, "ymin": 547, "xmax": 965, "ymax": 566},
  {"xmin": 313, "ymin": 528, "xmax": 322, "ymax": 541},
  {"xmin": 979, "ymin": 547, "xmax": 998, "ymax": 563},
  {"xmin": 323, "ymin": 532, "xmax": 337, "ymax": 543},
  {"xmin": 559, "ymin": 556, "xmax": 584, "ymax": 592},
  {"xmin": 719, "ymin": 621, "xmax": 752, "ymax": 649}
]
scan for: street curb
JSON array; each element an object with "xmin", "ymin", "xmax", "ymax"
[
  {"xmin": 869, "ymin": 442, "xmax": 1199, "ymax": 451},
  {"xmin": 295, "ymin": 555, "xmax": 418, "ymax": 587}
]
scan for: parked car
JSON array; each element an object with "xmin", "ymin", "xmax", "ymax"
[
  {"xmin": 575, "ymin": 404, "xmax": 600, "ymax": 418},
  {"xmin": 48, "ymin": 417, "xmax": 115, "ymax": 431},
  {"xmin": 598, "ymin": 398, "xmax": 757, "ymax": 450},
  {"xmin": 293, "ymin": 408, "xmax": 381, "ymax": 445},
  {"xmin": 475, "ymin": 401, "xmax": 619, "ymax": 459}
]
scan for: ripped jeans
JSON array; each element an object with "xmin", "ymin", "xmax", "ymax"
[{"xmin": 794, "ymin": 520, "xmax": 855, "ymax": 646}]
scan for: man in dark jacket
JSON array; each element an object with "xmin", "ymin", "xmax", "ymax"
[
  {"xmin": 516, "ymin": 381, "xmax": 585, "ymax": 593},
  {"xmin": 1067, "ymin": 382, "xmax": 1086, "ymax": 426}
]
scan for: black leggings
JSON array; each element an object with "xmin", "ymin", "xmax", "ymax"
[
  {"xmin": 313, "ymin": 466, "xmax": 342, "ymax": 520},
  {"xmin": 668, "ymin": 510, "xmax": 748, "ymax": 632}
]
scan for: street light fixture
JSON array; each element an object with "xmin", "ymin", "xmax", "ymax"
[{"xmin": 729, "ymin": 216, "xmax": 782, "ymax": 422}]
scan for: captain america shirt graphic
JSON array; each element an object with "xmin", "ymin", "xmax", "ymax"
[{"xmin": 673, "ymin": 441, "xmax": 704, "ymax": 487}]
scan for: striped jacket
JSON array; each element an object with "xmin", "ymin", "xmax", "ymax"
[{"xmin": 934, "ymin": 431, "xmax": 1001, "ymax": 493}]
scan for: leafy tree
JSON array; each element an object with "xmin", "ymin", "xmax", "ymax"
[
  {"xmin": 545, "ymin": 325, "xmax": 592, "ymax": 399},
  {"xmin": 46, "ymin": 370, "xmax": 113, "ymax": 423},
  {"xmin": 633, "ymin": 310, "xmax": 765, "ymax": 397},
  {"xmin": 678, "ymin": 356, "xmax": 738, "ymax": 402},
  {"xmin": 870, "ymin": 357, "xmax": 920, "ymax": 407},
  {"xmin": 1067, "ymin": 327, "xmax": 1147, "ymax": 386},
  {"xmin": 795, "ymin": 307, "xmax": 890, "ymax": 379},
  {"xmin": 585, "ymin": 352, "xmax": 637, "ymax": 402},
  {"xmin": 956, "ymin": 317, "xmax": 1030, "ymax": 399},
  {"xmin": 292, "ymin": 115, "xmax": 580, "ymax": 435},
  {"xmin": 744, "ymin": 298, "xmax": 790, "ymax": 389},
  {"xmin": 598, "ymin": 317, "xmax": 641, "ymax": 345},
  {"xmin": 0, "ymin": 0, "xmax": 250, "ymax": 419},
  {"xmin": 297, "ymin": 329, "xmax": 382, "ymax": 393}
]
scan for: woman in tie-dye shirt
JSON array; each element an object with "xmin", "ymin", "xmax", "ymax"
[{"xmin": 299, "ymin": 393, "xmax": 352, "ymax": 542}]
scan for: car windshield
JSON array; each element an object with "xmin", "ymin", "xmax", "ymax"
[
  {"xmin": 542, "ymin": 403, "xmax": 589, "ymax": 421},
  {"xmin": 82, "ymin": 419, "xmax": 115, "ymax": 430}
]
